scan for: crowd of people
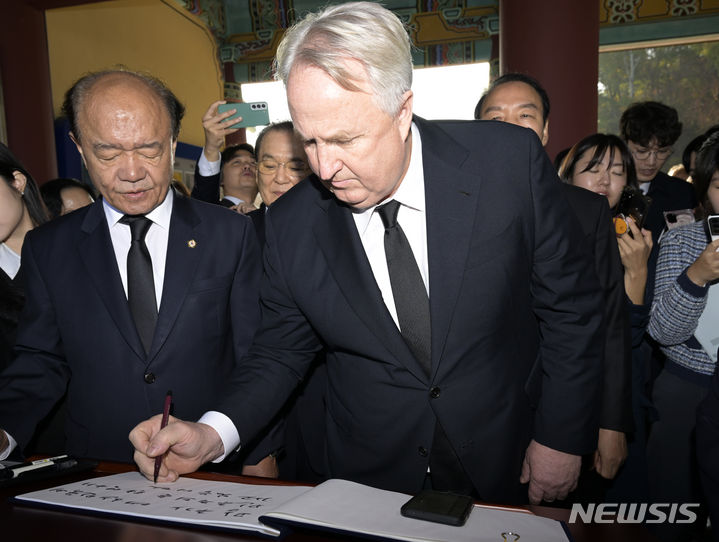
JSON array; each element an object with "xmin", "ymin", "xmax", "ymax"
[{"xmin": 0, "ymin": 2, "xmax": 717, "ymax": 541}]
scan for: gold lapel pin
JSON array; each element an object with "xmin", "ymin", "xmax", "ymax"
[{"xmin": 187, "ymin": 239, "xmax": 197, "ymax": 248}]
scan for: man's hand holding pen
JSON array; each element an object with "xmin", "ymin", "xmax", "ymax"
[{"xmin": 129, "ymin": 416, "xmax": 224, "ymax": 482}]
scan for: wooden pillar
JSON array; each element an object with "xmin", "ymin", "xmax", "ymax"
[
  {"xmin": 1, "ymin": 1, "xmax": 58, "ymax": 183},
  {"xmin": 499, "ymin": 0, "xmax": 598, "ymax": 161}
]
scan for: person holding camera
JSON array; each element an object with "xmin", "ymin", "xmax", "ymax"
[
  {"xmin": 558, "ymin": 133, "xmax": 657, "ymax": 502},
  {"xmin": 645, "ymin": 131, "xmax": 719, "ymax": 542},
  {"xmin": 191, "ymin": 101, "xmax": 259, "ymax": 213}
]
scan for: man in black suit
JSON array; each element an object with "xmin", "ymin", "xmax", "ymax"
[
  {"xmin": 131, "ymin": 2, "xmax": 604, "ymax": 505},
  {"xmin": 0, "ymin": 70, "xmax": 276, "ymax": 476},
  {"xmin": 191, "ymin": 101, "xmax": 258, "ymax": 212},
  {"xmin": 475, "ymin": 73, "xmax": 632, "ymax": 483},
  {"xmin": 620, "ymin": 101, "xmax": 696, "ymax": 245}
]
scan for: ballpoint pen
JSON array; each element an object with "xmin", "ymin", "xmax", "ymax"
[{"xmin": 154, "ymin": 390, "xmax": 173, "ymax": 483}]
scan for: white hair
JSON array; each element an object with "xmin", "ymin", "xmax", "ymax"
[{"xmin": 274, "ymin": 2, "xmax": 413, "ymax": 116}]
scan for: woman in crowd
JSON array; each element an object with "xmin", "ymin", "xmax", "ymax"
[
  {"xmin": 559, "ymin": 133, "xmax": 655, "ymax": 502},
  {"xmin": 645, "ymin": 131, "xmax": 719, "ymax": 542},
  {"xmin": 0, "ymin": 143, "xmax": 49, "ymax": 371},
  {"xmin": 40, "ymin": 177, "xmax": 95, "ymax": 219}
]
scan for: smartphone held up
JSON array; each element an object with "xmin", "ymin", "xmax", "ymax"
[
  {"xmin": 613, "ymin": 186, "xmax": 652, "ymax": 237},
  {"xmin": 217, "ymin": 101, "xmax": 270, "ymax": 129}
]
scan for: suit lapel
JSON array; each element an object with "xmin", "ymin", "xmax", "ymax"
[
  {"xmin": 415, "ymin": 118, "xmax": 481, "ymax": 378},
  {"xmin": 312, "ymin": 189, "xmax": 428, "ymax": 382},
  {"xmin": 78, "ymin": 200, "xmax": 146, "ymax": 360},
  {"xmin": 150, "ymin": 194, "xmax": 202, "ymax": 359}
]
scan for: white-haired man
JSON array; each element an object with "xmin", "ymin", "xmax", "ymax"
[{"xmin": 131, "ymin": 2, "xmax": 603, "ymax": 505}]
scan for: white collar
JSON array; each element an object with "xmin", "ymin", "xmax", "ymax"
[
  {"xmin": 354, "ymin": 122, "xmax": 425, "ymax": 235},
  {"xmin": 103, "ymin": 188, "xmax": 174, "ymax": 230}
]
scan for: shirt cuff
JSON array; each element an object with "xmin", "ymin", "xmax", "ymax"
[
  {"xmin": 197, "ymin": 411, "xmax": 240, "ymax": 463},
  {"xmin": 0, "ymin": 431, "xmax": 17, "ymax": 460},
  {"xmin": 197, "ymin": 152, "xmax": 221, "ymax": 177}
]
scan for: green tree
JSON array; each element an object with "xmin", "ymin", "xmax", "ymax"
[{"xmin": 598, "ymin": 41, "xmax": 719, "ymax": 172}]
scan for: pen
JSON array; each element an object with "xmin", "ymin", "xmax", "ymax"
[
  {"xmin": 154, "ymin": 390, "xmax": 173, "ymax": 483},
  {"xmin": 0, "ymin": 454, "xmax": 78, "ymax": 480}
]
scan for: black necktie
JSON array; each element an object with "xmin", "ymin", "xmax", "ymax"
[
  {"xmin": 376, "ymin": 200, "xmax": 431, "ymax": 375},
  {"xmin": 377, "ymin": 200, "xmax": 474, "ymax": 495},
  {"xmin": 120, "ymin": 215, "xmax": 157, "ymax": 355}
]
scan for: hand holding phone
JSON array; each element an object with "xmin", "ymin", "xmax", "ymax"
[
  {"xmin": 217, "ymin": 102, "xmax": 269, "ymax": 129},
  {"xmin": 708, "ymin": 215, "xmax": 719, "ymax": 244},
  {"xmin": 614, "ymin": 186, "xmax": 652, "ymax": 238}
]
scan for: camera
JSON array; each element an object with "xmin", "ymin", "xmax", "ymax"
[{"xmin": 613, "ymin": 185, "xmax": 652, "ymax": 237}]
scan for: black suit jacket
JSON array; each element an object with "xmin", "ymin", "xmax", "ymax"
[
  {"xmin": 191, "ymin": 164, "xmax": 252, "ymax": 209},
  {"xmin": 563, "ymin": 184, "xmax": 632, "ymax": 433},
  {"xmin": 0, "ymin": 193, "xmax": 262, "ymax": 462},
  {"xmin": 217, "ymin": 117, "xmax": 604, "ymax": 503},
  {"xmin": 0, "ymin": 267, "xmax": 23, "ymax": 374},
  {"xmin": 191, "ymin": 163, "xmax": 223, "ymax": 206},
  {"xmin": 247, "ymin": 204, "xmax": 267, "ymax": 247},
  {"xmin": 644, "ymin": 171, "xmax": 697, "ymax": 244}
]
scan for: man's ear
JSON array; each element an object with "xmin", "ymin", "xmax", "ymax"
[
  {"xmin": 11, "ymin": 171, "xmax": 27, "ymax": 195},
  {"xmin": 541, "ymin": 120, "xmax": 550, "ymax": 147},
  {"xmin": 395, "ymin": 89, "xmax": 414, "ymax": 139},
  {"xmin": 69, "ymin": 131, "xmax": 88, "ymax": 168}
]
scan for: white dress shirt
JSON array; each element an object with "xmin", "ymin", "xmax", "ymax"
[
  {"xmin": 197, "ymin": 151, "xmax": 221, "ymax": 177},
  {"xmin": 0, "ymin": 243, "xmax": 21, "ymax": 280},
  {"xmin": 104, "ymin": 193, "xmax": 173, "ymax": 309},
  {"xmin": 352, "ymin": 122, "xmax": 428, "ymax": 328}
]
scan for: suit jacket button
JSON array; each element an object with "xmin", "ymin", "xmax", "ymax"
[
  {"xmin": 430, "ymin": 387, "xmax": 441, "ymax": 399},
  {"xmin": 144, "ymin": 372, "xmax": 156, "ymax": 384},
  {"xmin": 418, "ymin": 446, "xmax": 428, "ymax": 457}
]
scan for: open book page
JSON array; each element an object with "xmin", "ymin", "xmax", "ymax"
[
  {"xmin": 15, "ymin": 471, "xmax": 311, "ymax": 537},
  {"xmin": 262, "ymin": 479, "xmax": 570, "ymax": 542}
]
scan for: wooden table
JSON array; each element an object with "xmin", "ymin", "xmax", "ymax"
[{"xmin": 1, "ymin": 462, "xmax": 658, "ymax": 541}]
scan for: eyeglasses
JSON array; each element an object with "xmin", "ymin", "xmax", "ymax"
[
  {"xmin": 258, "ymin": 159, "xmax": 309, "ymax": 178},
  {"xmin": 630, "ymin": 146, "xmax": 673, "ymax": 161}
]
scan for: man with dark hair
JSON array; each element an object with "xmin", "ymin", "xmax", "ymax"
[
  {"xmin": 475, "ymin": 73, "xmax": 550, "ymax": 146},
  {"xmin": 476, "ymin": 73, "xmax": 632, "ymax": 488},
  {"xmin": 0, "ymin": 70, "xmax": 275, "ymax": 475},
  {"xmin": 247, "ymin": 121, "xmax": 309, "ymax": 244},
  {"xmin": 40, "ymin": 178, "xmax": 95, "ymax": 219},
  {"xmin": 619, "ymin": 101, "xmax": 696, "ymax": 243},
  {"xmin": 191, "ymin": 102, "xmax": 259, "ymax": 212}
]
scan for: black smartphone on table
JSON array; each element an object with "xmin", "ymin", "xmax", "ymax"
[{"xmin": 400, "ymin": 489, "xmax": 474, "ymax": 526}]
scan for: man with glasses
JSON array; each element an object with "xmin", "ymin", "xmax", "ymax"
[
  {"xmin": 245, "ymin": 122, "xmax": 325, "ymax": 483},
  {"xmin": 191, "ymin": 101, "xmax": 259, "ymax": 212},
  {"xmin": 620, "ymin": 101, "xmax": 696, "ymax": 244},
  {"xmin": 248, "ymin": 121, "xmax": 310, "ymax": 244}
]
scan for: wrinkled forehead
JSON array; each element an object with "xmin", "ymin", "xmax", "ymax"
[
  {"xmin": 79, "ymin": 75, "xmax": 170, "ymax": 135},
  {"xmin": 487, "ymin": 82, "xmax": 543, "ymax": 114}
]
